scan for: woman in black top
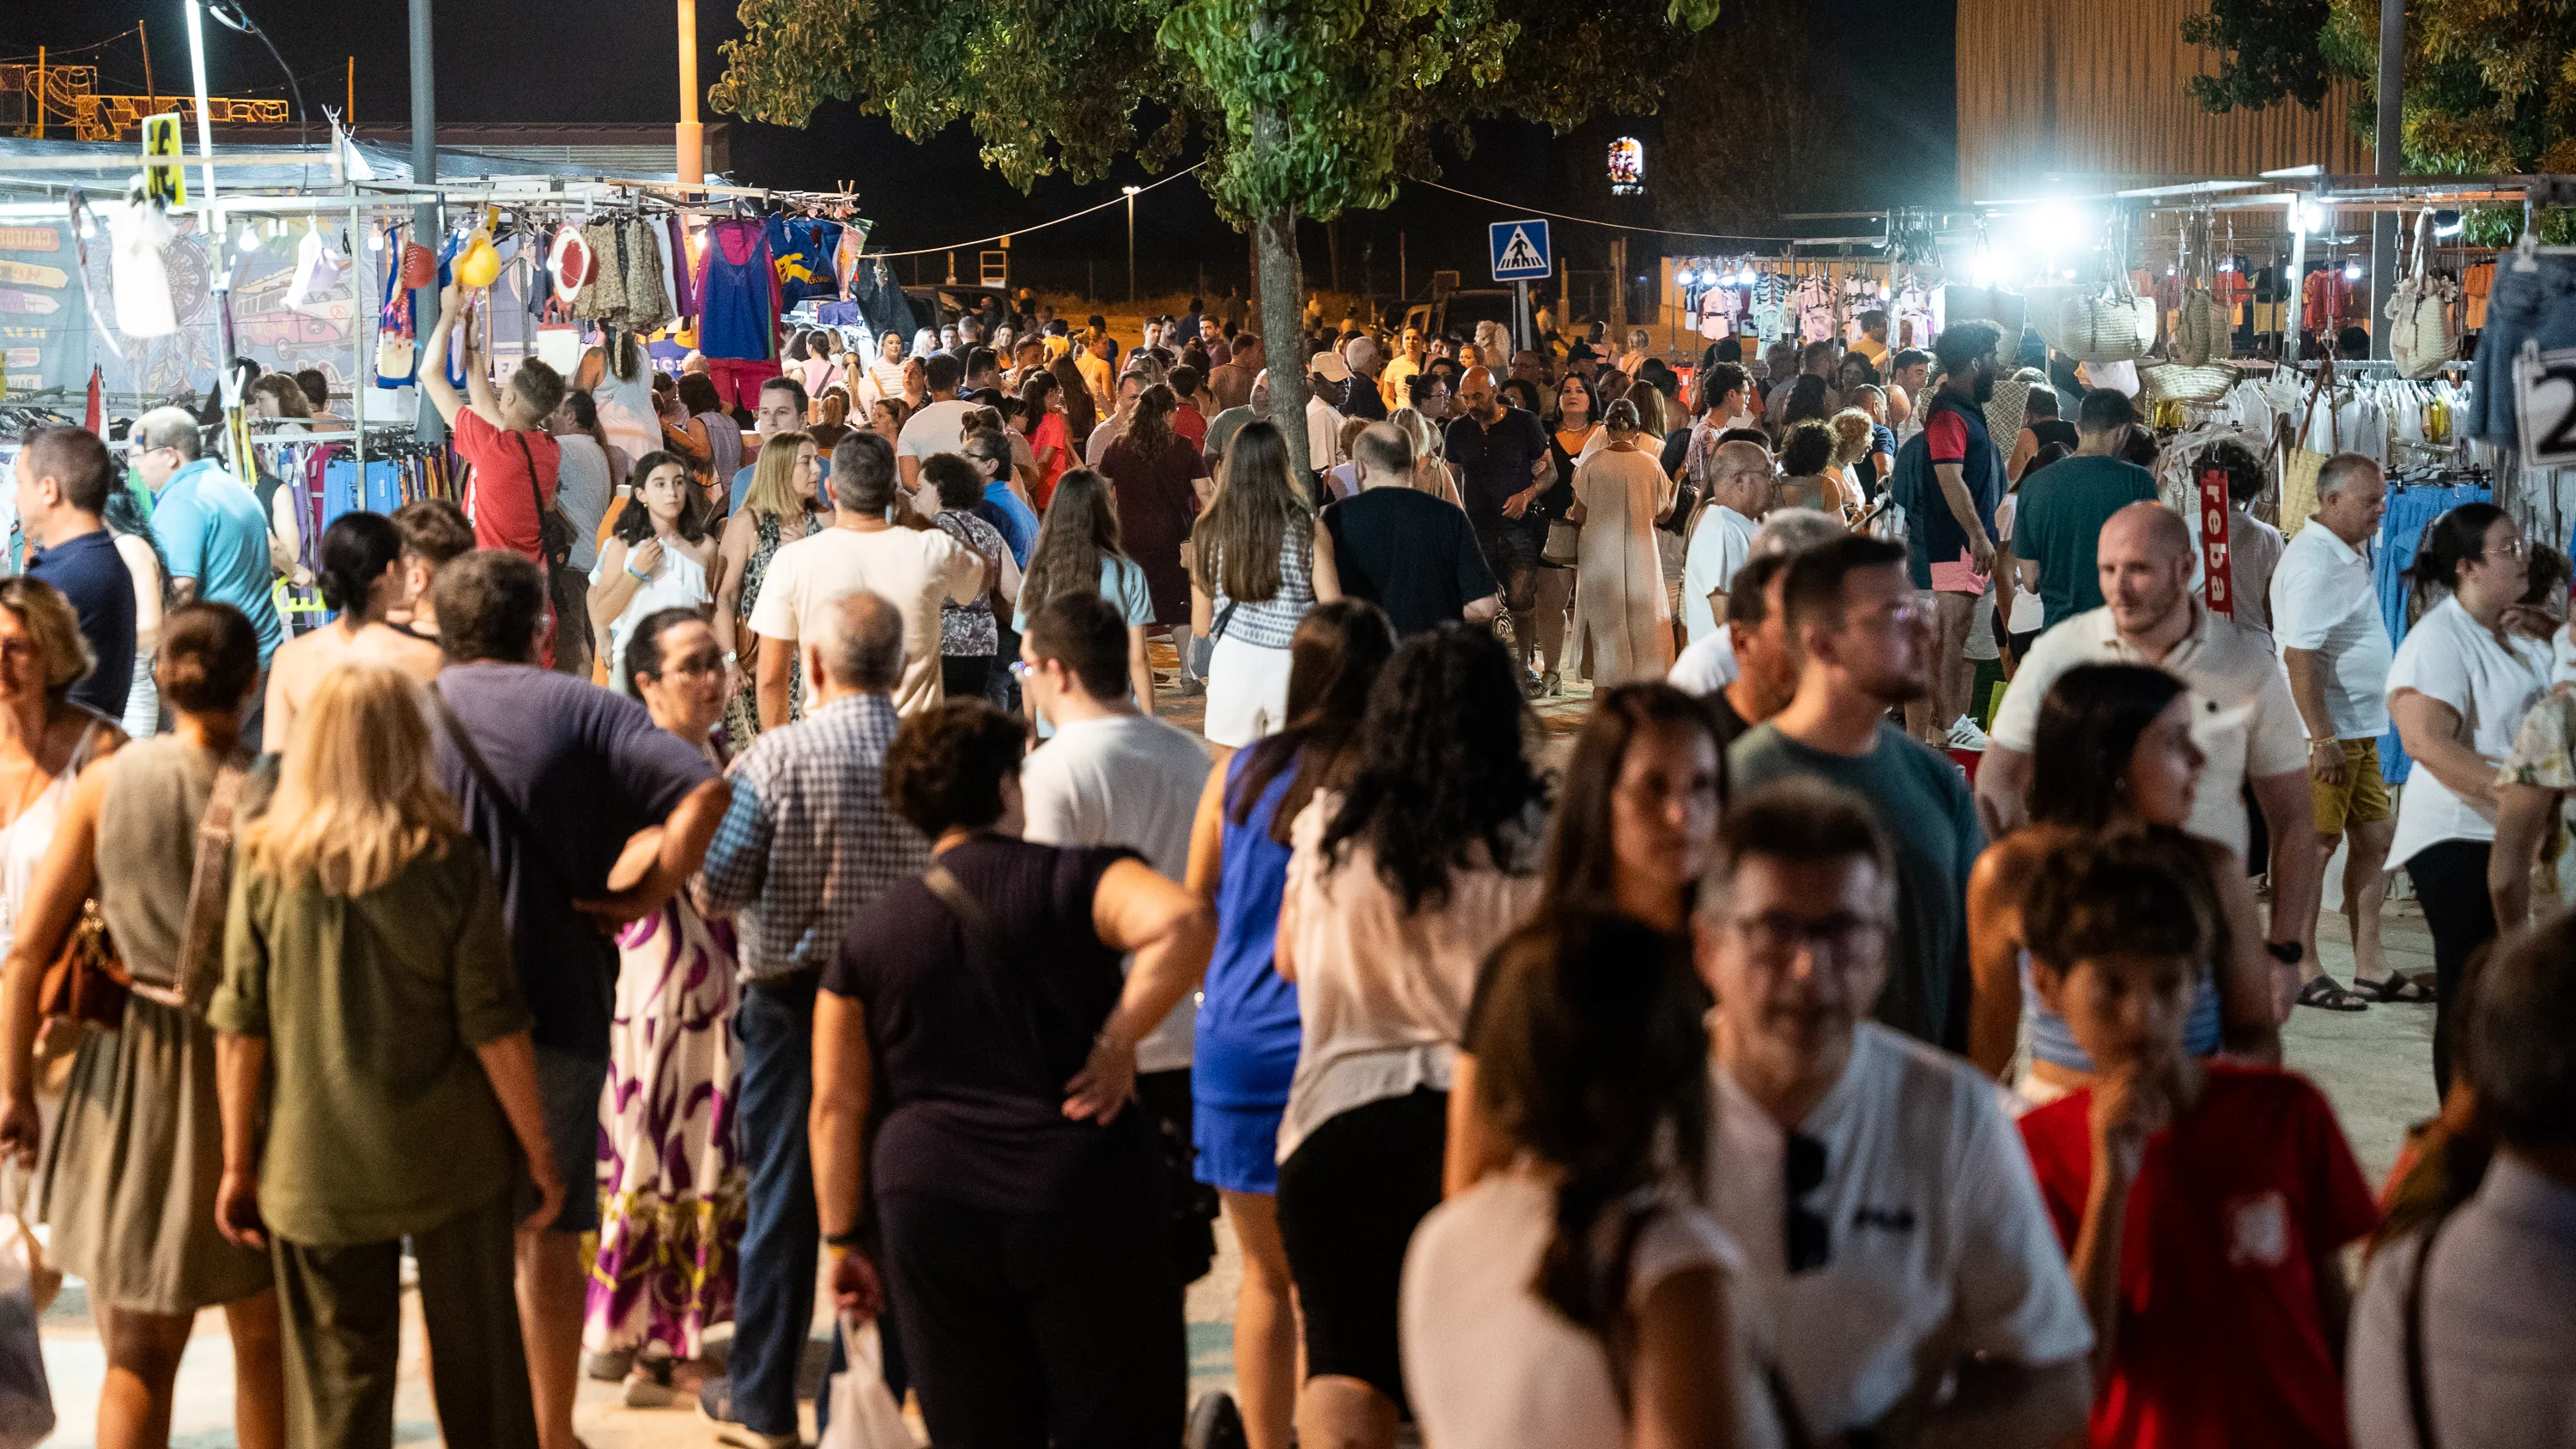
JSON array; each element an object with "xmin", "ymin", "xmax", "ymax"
[{"xmin": 811, "ymin": 700, "xmax": 1213, "ymax": 1449}]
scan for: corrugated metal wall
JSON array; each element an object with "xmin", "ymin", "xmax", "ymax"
[{"xmin": 1957, "ymin": 0, "xmax": 2373, "ymax": 199}]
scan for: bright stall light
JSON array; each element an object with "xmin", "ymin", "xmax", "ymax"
[{"xmin": 2342, "ymin": 258, "xmax": 2362, "ymax": 281}]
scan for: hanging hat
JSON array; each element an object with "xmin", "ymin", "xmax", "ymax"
[{"xmin": 549, "ymin": 225, "xmax": 594, "ymax": 302}]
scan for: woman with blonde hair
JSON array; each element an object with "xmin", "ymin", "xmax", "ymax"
[
  {"xmin": 3, "ymin": 601, "xmax": 287, "ymax": 1449},
  {"xmin": 714, "ymin": 431, "xmax": 825, "ymax": 740},
  {"xmin": 1564, "ymin": 398, "xmax": 1677, "ymax": 685},
  {"xmin": 1191, "ymin": 421, "xmax": 1343, "ymax": 756},
  {"xmin": 1828, "ymin": 407, "xmax": 1876, "ymax": 502},
  {"xmin": 808, "ymin": 390, "xmax": 854, "ymax": 452},
  {"xmin": 212, "ymin": 664, "xmax": 556, "ymax": 1448},
  {"xmin": 1388, "ymin": 406, "xmax": 1462, "ymax": 505}
]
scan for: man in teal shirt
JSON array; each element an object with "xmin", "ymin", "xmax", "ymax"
[
  {"xmin": 131, "ymin": 407, "xmax": 286, "ymax": 742},
  {"xmin": 2008, "ymin": 388, "xmax": 2160, "ymax": 629}
]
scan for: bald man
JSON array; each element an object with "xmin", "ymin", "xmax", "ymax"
[
  {"xmin": 1978, "ymin": 502, "xmax": 2318, "ymax": 1005},
  {"xmin": 1443, "ymin": 365, "xmax": 1555, "ymax": 689},
  {"xmin": 1680, "ymin": 440, "xmax": 1777, "ymax": 645}
]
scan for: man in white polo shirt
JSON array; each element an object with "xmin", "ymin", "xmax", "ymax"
[
  {"xmin": 1679, "ymin": 439, "xmax": 1770, "ymax": 646},
  {"xmin": 1978, "ymin": 502, "xmax": 2320, "ymax": 1009},
  {"xmin": 2270, "ymin": 452, "xmax": 2408, "ymax": 1008},
  {"xmin": 1696, "ymin": 778, "xmax": 2093, "ymax": 1446}
]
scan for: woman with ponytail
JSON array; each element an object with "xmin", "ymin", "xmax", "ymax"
[{"xmin": 2385, "ymin": 501, "xmax": 2550, "ymax": 1096}]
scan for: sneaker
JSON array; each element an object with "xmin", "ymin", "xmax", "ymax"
[
  {"xmin": 1540, "ymin": 670, "xmax": 1563, "ymax": 698},
  {"xmin": 1945, "ymin": 714, "xmax": 1990, "ymax": 752},
  {"xmin": 623, "ymin": 1365, "xmax": 676, "ymax": 1410},
  {"xmin": 697, "ymin": 1376, "xmax": 799, "ymax": 1449},
  {"xmin": 583, "ymin": 1348, "xmax": 633, "ymax": 1382}
]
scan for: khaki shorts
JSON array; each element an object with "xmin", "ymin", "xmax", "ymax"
[{"xmin": 2312, "ymin": 737, "xmax": 2394, "ymax": 835}]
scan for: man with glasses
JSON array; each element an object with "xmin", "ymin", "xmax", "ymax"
[
  {"xmin": 129, "ymin": 406, "xmax": 286, "ymax": 743},
  {"xmin": 1694, "ymin": 779, "xmax": 2092, "ymax": 1448},
  {"xmin": 1728, "ymin": 535, "xmax": 1985, "ymax": 1047},
  {"xmin": 1680, "ymin": 440, "xmax": 1773, "ymax": 646}
]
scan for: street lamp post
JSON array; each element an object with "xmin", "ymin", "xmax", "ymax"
[
  {"xmin": 1124, "ymin": 185, "xmax": 1141, "ymax": 304},
  {"xmin": 676, "ymin": 0, "xmax": 702, "ymax": 185}
]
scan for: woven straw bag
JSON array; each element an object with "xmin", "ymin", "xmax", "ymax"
[
  {"xmin": 2141, "ymin": 361, "xmax": 2239, "ymax": 408},
  {"xmin": 2172, "ymin": 284, "xmax": 2226, "ymax": 366},
  {"xmin": 2387, "ymin": 215, "xmax": 2458, "ymax": 380}
]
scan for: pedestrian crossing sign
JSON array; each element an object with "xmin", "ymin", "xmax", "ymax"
[{"xmin": 1491, "ymin": 219, "xmax": 1552, "ymax": 281}]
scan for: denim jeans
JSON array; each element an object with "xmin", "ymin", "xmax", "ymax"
[
  {"xmin": 2466, "ymin": 253, "xmax": 2576, "ymax": 446},
  {"xmin": 730, "ymin": 973, "xmax": 818, "ymax": 1436}
]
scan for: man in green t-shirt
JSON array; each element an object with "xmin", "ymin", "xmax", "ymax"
[
  {"xmin": 1728, "ymin": 535, "xmax": 1984, "ymax": 1048},
  {"xmin": 2008, "ymin": 388, "xmax": 2160, "ymax": 629}
]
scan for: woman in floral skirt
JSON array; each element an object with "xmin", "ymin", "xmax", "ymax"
[{"xmin": 583, "ymin": 607, "xmax": 748, "ymax": 1405}]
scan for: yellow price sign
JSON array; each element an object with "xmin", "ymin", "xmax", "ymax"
[{"xmin": 143, "ymin": 113, "xmax": 187, "ymax": 208}]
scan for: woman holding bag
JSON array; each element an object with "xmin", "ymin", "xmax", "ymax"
[
  {"xmin": 0, "ymin": 603, "xmax": 286, "ymax": 1449},
  {"xmin": 714, "ymin": 432, "xmax": 826, "ymax": 741}
]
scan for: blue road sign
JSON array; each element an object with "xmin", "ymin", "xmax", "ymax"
[{"xmin": 1490, "ymin": 218, "xmax": 1552, "ymax": 282}]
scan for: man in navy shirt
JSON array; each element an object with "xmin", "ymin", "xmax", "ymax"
[
  {"xmin": 1443, "ymin": 367, "xmax": 1552, "ymax": 689},
  {"xmin": 14, "ymin": 425, "xmax": 136, "ymax": 719}
]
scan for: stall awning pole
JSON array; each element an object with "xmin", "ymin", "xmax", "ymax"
[{"xmin": 2370, "ymin": 0, "xmax": 2403, "ymax": 360}]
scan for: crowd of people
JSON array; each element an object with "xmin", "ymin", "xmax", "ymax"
[{"xmin": 0, "ymin": 277, "xmax": 2565, "ymax": 1449}]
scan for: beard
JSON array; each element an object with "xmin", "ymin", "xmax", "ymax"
[
  {"xmin": 1971, "ymin": 371, "xmax": 1997, "ymax": 404},
  {"xmin": 1856, "ymin": 659, "xmax": 1931, "ymax": 706}
]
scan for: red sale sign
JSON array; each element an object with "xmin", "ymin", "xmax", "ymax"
[{"xmin": 2199, "ymin": 464, "xmax": 2233, "ymax": 617}]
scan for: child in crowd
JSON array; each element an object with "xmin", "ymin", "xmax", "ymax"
[{"xmin": 2016, "ymin": 830, "xmax": 2379, "ymax": 1449}]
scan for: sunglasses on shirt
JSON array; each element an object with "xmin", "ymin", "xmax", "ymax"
[{"xmin": 1787, "ymin": 1131, "xmax": 1830, "ymax": 1274}]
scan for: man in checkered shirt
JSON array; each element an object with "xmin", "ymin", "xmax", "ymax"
[{"xmin": 696, "ymin": 589, "xmax": 926, "ymax": 1447}]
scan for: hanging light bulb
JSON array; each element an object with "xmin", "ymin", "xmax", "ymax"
[
  {"xmin": 236, "ymin": 223, "xmax": 258, "ymax": 254},
  {"xmin": 366, "ymin": 227, "xmax": 384, "ymax": 252},
  {"xmin": 2343, "ymin": 258, "xmax": 2363, "ymax": 281}
]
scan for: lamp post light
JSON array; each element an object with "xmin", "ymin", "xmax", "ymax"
[{"xmin": 1124, "ymin": 185, "xmax": 1141, "ymax": 304}]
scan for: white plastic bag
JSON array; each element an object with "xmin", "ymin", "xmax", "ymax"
[
  {"xmin": 817, "ymin": 1314, "xmax": 914, "ymax": 1449},
  {"xmin": 0, "ymin": 1166, "xmax": 54, "ymax": 1449},
  {"xmin": 106, "ymin": 199, "xmax": 179, "ymax": 341}
]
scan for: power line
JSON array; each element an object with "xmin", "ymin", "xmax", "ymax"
[
  {"xmin": 864, "ymin": 162, "xmax": 1206, "ymax": 259},
  {"xmin": 0, "ymin": 25, "xmax": 144, "ymax": 64},
  {"xmin": 1401, "ymin": 175, "xmax": 1877, "ymax": 246}
]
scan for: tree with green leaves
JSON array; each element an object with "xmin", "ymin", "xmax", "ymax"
[
  {"xmin": 2183, "ymin": 0, "xmax": 2576, "ymax": 179},
  {"xmin": 710, "ymin": 0, "xmax": 1721, "ymax": 470}
]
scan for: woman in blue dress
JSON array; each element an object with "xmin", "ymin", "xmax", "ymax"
[{"xmin": 1178, "ymin": 599, "xmax": 1394, "ymax": 1449}]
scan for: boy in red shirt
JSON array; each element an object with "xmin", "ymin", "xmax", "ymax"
[{"xmin": 2017, "ymin": 831, "xmax": 2379, "ymax": 1449}]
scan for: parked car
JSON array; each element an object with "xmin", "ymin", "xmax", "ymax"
[{"xmin": 1401, "ymin": 286, "xmax": 1522, "ymax": 350}]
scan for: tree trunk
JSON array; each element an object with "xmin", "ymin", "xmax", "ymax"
[{"xmin": 1257, "ymin": 207, "xmax": 1309, "ymax": 477}]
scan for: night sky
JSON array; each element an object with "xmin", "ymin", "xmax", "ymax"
[{"xmin": 15, "ymin": 1, "xmax": 1956, "ymax": 297}]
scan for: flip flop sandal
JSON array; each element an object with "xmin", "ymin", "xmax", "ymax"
[
  {"xmin": 2294, "ymin": 975, "xmax": 2372, "ymax": 1012},
  {"xmin": 2351, "ymin": 973, "xmax": 2438, "ymax": 1003}
]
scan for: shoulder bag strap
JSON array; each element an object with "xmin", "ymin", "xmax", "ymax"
[
  {"xmin": 2403, "ymin": 1212, "xmax": 2451, "ymax": 1449},
  {"xmin": 428, "ymin": 682, "xmax": 579, "ymax": 898},
  {"xmin": 921, "ymin": 859, "xmax": 1096, "ymax": 1058},
  {"xmin": 131, "ymin": 749, "xmax": 252, "ymax": 1014},
  {"xmin": 511, "ymin": 430, "xmax": 568, "ymax": 566}
]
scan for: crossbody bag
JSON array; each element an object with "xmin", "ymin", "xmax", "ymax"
[{"xmin": 509, "ymin": 431, "xmax": 576, "ymax": 570}]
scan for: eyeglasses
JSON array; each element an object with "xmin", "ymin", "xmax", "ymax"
[
  {"xmin": 2479, "ymin": 537, "xmax": 2533, "ymax": 561},
  {"xmin": 1786, "ymin": 1131, "xmax": 1830, "ymax": 1272},
  {"xmin": 1725, "ymin": 909, "xmax": 1887, "ymax": 961}
]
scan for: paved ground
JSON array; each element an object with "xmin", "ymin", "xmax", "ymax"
[{"xmin": 32, "ymin": 662, "xmax": 2455, "ymax": 1446}]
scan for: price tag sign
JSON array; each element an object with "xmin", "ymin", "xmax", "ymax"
[
  {"xmin": 2512, "ymin": 337, "xmax": 2576, "ymax": 470},
  {"xmin": 142, "ymin": 113, "xmax": 188, "ymax": 209},
  {"xmin": 2199, "ymin": 464, "xmax": 2233, "ymax": 617}
]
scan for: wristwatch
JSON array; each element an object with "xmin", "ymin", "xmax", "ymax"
[{"xmin": 2266, "ymin": 940, "xmax": 2305, "ymax": 967}]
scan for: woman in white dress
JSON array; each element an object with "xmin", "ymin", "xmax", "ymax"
[
  {"xmin": 587, "ymin": 452, "xmax": 717, "ymax": 698},
  {"xmin": 1566, "ymin": 398, "xmax": 1678, "ymax": 685},
  {"xmin": 592, "ymin": 330, "xmax": 663, "ymax": 465}
]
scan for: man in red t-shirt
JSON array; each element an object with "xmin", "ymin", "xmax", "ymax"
[
  {"xmin": 2016, "ymin": 834, "xmax": 2378, "ymax": 1449},
  {"xmin": 422, "ymin": 282, "xmax": 568, "ymax": 565},
  {"xmin": 423, "ymin": 281, "xmax": 576, "ymax": 670}
]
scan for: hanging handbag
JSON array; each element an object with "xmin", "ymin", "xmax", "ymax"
[
  {"xmin": 2389, "ymin": 211, "xmax": 2461, "ymax": 380},
  {"xmin": 374, "ymin": 225, "xmax": 418, "ymax": 389},
  {"xmin": 2140, "ymin": 361, "xmax": 2240, "ymax": 409}
]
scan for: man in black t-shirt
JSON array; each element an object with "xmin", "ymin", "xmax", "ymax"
[
  {"xmin": 15, "ymin": 425, "xmax": 136, "ymax": 718},
  {"xmin": 1443, "ymin": 367, "xmax": 1552, "ymax": 686},
  {"xmin": 1323, "ymin": 424, "xmax": 1500, "ymax": 636}
]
